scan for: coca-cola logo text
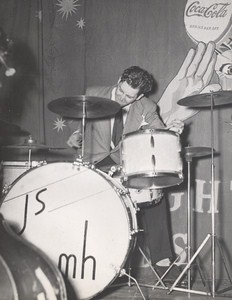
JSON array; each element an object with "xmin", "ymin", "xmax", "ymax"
[{"xmin": 186, "ymin": 1, "xmax": 230, "ymax": 18}]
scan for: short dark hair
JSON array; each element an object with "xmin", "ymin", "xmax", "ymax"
[{"xmin": 120, "ymin": 66, "xmax": 154, "ymax": 95}]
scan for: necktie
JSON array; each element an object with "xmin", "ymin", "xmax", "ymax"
[{"xmin": 112, "ymin": 109, "xmax": 123, "ymax": 146}]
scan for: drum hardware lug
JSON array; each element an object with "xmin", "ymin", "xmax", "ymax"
[
  {"xmin": 108, "ymin": 165, "xmax": 122, "ymax": 177},
  {"xmin": 125, "ymin": 187, "xmax": 130, "ymax": 195},
  {"xmin": 73, "ymin": 158, "xmax": 92, "ymax": 169},
  {"xmin": 131, "ymin": 229, "xmax": 144, "ymax": 236},
  {"xmin": 135, "ymin": 205, "xmax": 141, "ymax": 212},
  {"xmin": 177, "ymin": 174, "xmax": 184, "ymax": 185},
  {"xmin": 122, "ymin": 176, "xmax": 128, "ymax": 183},
  {"xmin": 178, "ymin": 173, "xmax": 184, "ymax": 182},
  {"xmin": 2, "ymin": 184, "xmax": 11, "ymax": 195},
  {"xmin": 37, "ymin": 160, "xmax": 47, "ymax": 167},
  {"xmin": 74, "ymin": 156, "xmax": 84, "ymax": 165},
  {"xmin": 73, "ymin": 160, "xmax": 82, "ymax": 171},
  {"xmin": 84, "ymin": 161, "xmax": 94, "ymax": 168},
  {"xmin": 115, "ymin": 187, "xmax": 127, "ymax": 196},
  {"xmin": 121, "ymin": 189, "xmax": 128, "ymax": 196}
]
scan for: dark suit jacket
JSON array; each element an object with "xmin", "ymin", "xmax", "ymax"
[{"xmin": 73, "ymin": 85, "xmax": 165, "ymax": 165}]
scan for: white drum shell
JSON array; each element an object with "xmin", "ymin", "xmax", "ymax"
[
  {"xmin": 0, "ymin": 162, "xmax": 137, "ymax": 300},
  {"xmin": 121, "ymin": 129, "xmax": 183, "ymax": 189}
]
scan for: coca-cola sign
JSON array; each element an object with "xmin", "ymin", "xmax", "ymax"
[{"xmin": 184, "ymin": 0, "xmax": 232, "ymax": 43}]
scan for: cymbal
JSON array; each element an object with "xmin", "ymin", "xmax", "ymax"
[
  {"xmin": 178, "ymin": 90, "xmax": 232, "ymax": 108},
  {"xmin": 48, "ymin": 96, "xmax": 121, "ymax": 119},
  {"xmin": 2, "ymin": 137, "xmax": 66, "ymax": 151},
  {"xmin": 184, "ymin": 146, "xmax": 213, "ymax": 159},
  {"xmin": 3, "ymin": 145, "xmax": 66, "ymax": 150}
]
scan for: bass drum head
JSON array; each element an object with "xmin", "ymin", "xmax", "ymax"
[{"xmin": 1, "ymin": 162, "xmax": 137, "ymax": 300}]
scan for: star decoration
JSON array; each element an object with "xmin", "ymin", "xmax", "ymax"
[
  {"xmin": 76, "ymin": 17, "xmax": 85, "ymax": 29},
  {"xmin": 56, "ymin": 0, "xmax": 81, "ymax": 20},
  {"xmin": 53, "ymin": 117, "xmax": 66, "ymax": 132}
]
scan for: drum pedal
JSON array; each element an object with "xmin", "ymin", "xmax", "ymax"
[{"xmin": 117, "ymin": 268, "xmax": 147, "ymax": 300}]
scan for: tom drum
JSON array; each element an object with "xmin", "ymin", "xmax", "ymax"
[{"xmin": 121, "ymin": 129, "xmax": 183, "ymax": 189}]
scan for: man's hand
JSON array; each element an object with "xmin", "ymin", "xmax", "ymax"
[
  {"xmin": 159, "ymin": 41, "xmax": 221, "ymax": 124},
  {"xmin": 167, "ymin": 119, "xmax": 184, "ymax": 134},
  {"xmin": 67, "ymin": 130, "xmax": 82, "ymax": 148}
]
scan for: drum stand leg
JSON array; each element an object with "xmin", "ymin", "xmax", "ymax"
[
  {"xmin": 110, "ymin": 240, "xmax": 169, "ymax": 299},
  {"xmin": 137, "ymin": 246, "xmax": 168, "ymax": 290},
  {"xmin": 168, "ymin": 155, "xmax": 210, "ymax": 296}
]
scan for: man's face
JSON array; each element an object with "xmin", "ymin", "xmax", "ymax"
[{"xmin": 115, "ymin": 81, "xmax": 141, "ymax": 108}]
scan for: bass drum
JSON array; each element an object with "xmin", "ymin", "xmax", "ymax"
[
  {"xmin": 0, "ymin": 162, "xmax": 138, "ymax": 300},
  {"xmin": 0, "ymin": 214, "xmax": 67, "ymax": 300}
]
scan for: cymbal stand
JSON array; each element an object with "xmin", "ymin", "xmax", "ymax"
[
  {"xmin": 75, "ymin": 98, "xmax": 86, "ymax": 163},
  {"xmin": 169, "ymin": 93, "xmax": 215, "ymax": 296},
  {"xmin": 208, "ymin": 93, "xmax": 232, "ymax": 296},
  {"xmin": 205, "ymin": 93, "xmax": 232, "ymax": 296},
  {"xmin": 168, "ymin": 151, "xmax": 210, "ymax": 296},
  {"xmin": 210, "ymin": 92, "xmax": 216, "ymax": 296},
  {"xmin": 26, "ymin": 136, "xmax": 34, "ymax": 169},
  {"xmin": 28, "ymin": 148, "xmax": 32, "ymax": 169},
  {"xmin": 187, "ymin": 154, "xmax": 192, "ymax": 290},
  {"xmin": 169, "ymin": 92, "xmax": 232, "ymax": 297},
  {"xmin": 81, "ymin": 98, "xmax": 86, "ymax": 159}
]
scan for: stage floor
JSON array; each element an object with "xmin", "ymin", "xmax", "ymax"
[
  {"xmin": 91, "ymin": 267, "xmax": 232, "ymax": 300},
  {"xmin": 94, "ymin": 281, "xmax": 232, "ymax": 299}
]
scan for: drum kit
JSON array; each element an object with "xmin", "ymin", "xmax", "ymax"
[{"xmin": 0, "ymin": 90, "xmax": 232, "ymax": 299}]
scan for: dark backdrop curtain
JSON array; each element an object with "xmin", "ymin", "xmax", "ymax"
[
  {"xmin": 0, "ymin": 0, "xmax": 86, "ymax": 160},
  {"xmin": 85, "ymin": 0, "xmax": 192, "ymax": 101}
]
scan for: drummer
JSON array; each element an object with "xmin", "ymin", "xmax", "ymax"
[
  {"xmin": 67, "ymin": 41, "xmax": 219, "ymax": 273},
  {"xmin": 67, "ymin": 65, "xmax": 183, "ymax": 272}
]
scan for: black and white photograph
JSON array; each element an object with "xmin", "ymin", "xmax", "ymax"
[{"xmin": 0, "ymin": 1, "xmax": 232, "ymax": 299}]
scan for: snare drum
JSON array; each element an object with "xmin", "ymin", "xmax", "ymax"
[
  {"xmin": 121, "ymin": 129, "xmax": 183, "ymax": 189},
  {"xmin": 0, "ymin": 162, "xmax": 137, "ymax": 300}
]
